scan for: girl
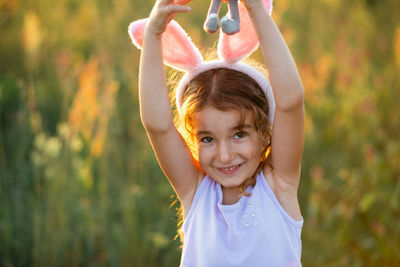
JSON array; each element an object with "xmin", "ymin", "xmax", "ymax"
[{"xmin": 131, "ymin": 0, "xmax": 304, "ymax": 265}]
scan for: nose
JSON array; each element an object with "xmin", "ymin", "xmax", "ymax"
[{"xmin": 216, "ymin": 141, "xmax": 232, "ymax": 163}]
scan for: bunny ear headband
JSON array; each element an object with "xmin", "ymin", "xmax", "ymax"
[{"xmin": 128, "ymin": 0, "xmax": 275, "ymax": 122}]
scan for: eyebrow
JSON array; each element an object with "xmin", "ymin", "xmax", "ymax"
[
  {"xmin": 196, "ymin": 130, "xmax": 212, "ymax": 136},
  {"xmin": 233, "ymin": 124, "xmax": 252, "ymax": 131},
  {"xmin": 196, "ymin": 124, "xmax": 253, "ymax": 136}
]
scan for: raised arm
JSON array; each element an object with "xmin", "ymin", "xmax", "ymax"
[
  {"xmin": 140, "ymin": 0, "xmax": 189, "ymax": 129},
  {"xmin": 139, "ymin": 0, "xmax": 201, "ymax": 212},
  {"xmin": 244, "ymin": 1, "xmax": 304, "ymax": 194}
]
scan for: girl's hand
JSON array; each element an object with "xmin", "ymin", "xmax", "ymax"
[
  {"xmin": 147, "ymin": 0, "xmax": 191, "ymax": 36},
  {"xmin": 173, "ymin": 0, "xmax": 192, "ymax": 5}
]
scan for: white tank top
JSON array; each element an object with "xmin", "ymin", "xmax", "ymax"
[{"xmin": 180, "ymin": 170, "xmax": 303, "ymax": 267}]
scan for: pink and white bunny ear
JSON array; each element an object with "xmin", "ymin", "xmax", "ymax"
[
  {"xmin": 128, "ymin": 19, "xmax": 203, "ymax": 71},
  {"xmin": 218, "ymin": 0, "xmax": 273, "ymax": 63}
]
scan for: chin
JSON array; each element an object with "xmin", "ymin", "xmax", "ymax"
[{"xmin": 212, "ymin": 175, "xmax": 245, "ymax": 188}]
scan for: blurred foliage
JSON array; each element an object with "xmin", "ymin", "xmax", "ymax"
[{"xmin": 0, "ymin": 0, "xmax": 399, "ymax": 266}]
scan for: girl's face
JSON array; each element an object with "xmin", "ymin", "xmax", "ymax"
[{"xmin": 193, "ymin": 106, "xmax": 265, "ymax": 189}]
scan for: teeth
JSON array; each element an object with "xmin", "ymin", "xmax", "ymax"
[{"xmin": 222, "ymin": 165, "xmax": 238, "ymax": 171}]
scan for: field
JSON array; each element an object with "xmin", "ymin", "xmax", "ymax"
[{"xmin": 1, "ymin": 0, "xmax": 399, "ymax": 266}]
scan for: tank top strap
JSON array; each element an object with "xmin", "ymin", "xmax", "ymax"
[
  {"xmin": 182, "ymin": 175, "xmax": 212, "ymax": 231},
  {"xmin": 258, "ymin": 170, "xmax": 304, "ymax": 228}
]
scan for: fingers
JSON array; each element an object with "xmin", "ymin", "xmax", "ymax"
[
  {"xmin": 172, "ymin": 0, "xmax": 192, "ymax": 5},
  {"xmin": 157, "ymin": 1, "xmax": 191, "ymax": 19},
  {"xmin": 159, "ymin": 0, "xmax": 178, "ymax": 5},
  {"xmin": 147, "ymin": 0, "xmax": 191, "ymax": 35},
  {"xmin": 164, "ymin": 4, "xmax": 191, "ymax": 24},
  {"xmin": 159, "ymin": 0, "xmax": 191, "ymax": 8},
  {"xmin": 166, "ymin": 4, "xmax": 191, "ymax": 13}
]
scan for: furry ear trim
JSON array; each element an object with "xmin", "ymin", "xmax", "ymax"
[
  {"xmin": 218, "ymin": 0, "xmax": 273, "ymax": 63},
  {"xmin": 128, "ymin": 19, "xmax": 203, "ymax": 71},
  {"xmin": 128, "ymin": 18, "xmax": 147, "ymax": 50}
]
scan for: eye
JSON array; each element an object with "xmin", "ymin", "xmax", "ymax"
[
  {"xmin": 200, "ymin": 136, "xmax": 214, "ymax": 143},
  {"xmin": 234, "ymin": 132, "xmax": 246, "ymax": 139}
]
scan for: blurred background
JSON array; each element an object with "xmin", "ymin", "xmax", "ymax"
[{"xmin": 1, "ymin": 0, "xmax": 399, "ymax": 266}]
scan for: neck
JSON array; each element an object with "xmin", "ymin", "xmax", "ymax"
[{"xmin": 221, "ymin": 186, "xmax": 242, "ymax": 205}]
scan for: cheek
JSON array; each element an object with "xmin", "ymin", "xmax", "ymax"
[
  {"xmin": 197, "ymin": 146, "xmax": 212, "ymax": 164},
  {"xmin": 248, "ymin": 139, "xmax": 264, "ymax": 159},
  {"xmin": 249, "ymin": 148, "xmax": 262, "ymax": 159}
]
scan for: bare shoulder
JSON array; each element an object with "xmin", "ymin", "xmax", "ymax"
[{"xmin": 262, "ymin": 163, "xmax": 302, "ymax": 222}]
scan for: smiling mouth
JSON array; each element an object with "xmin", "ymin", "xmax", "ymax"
[{"xmin": 217, "ymin": 163, "xmax": 243, "ymax": 175}]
